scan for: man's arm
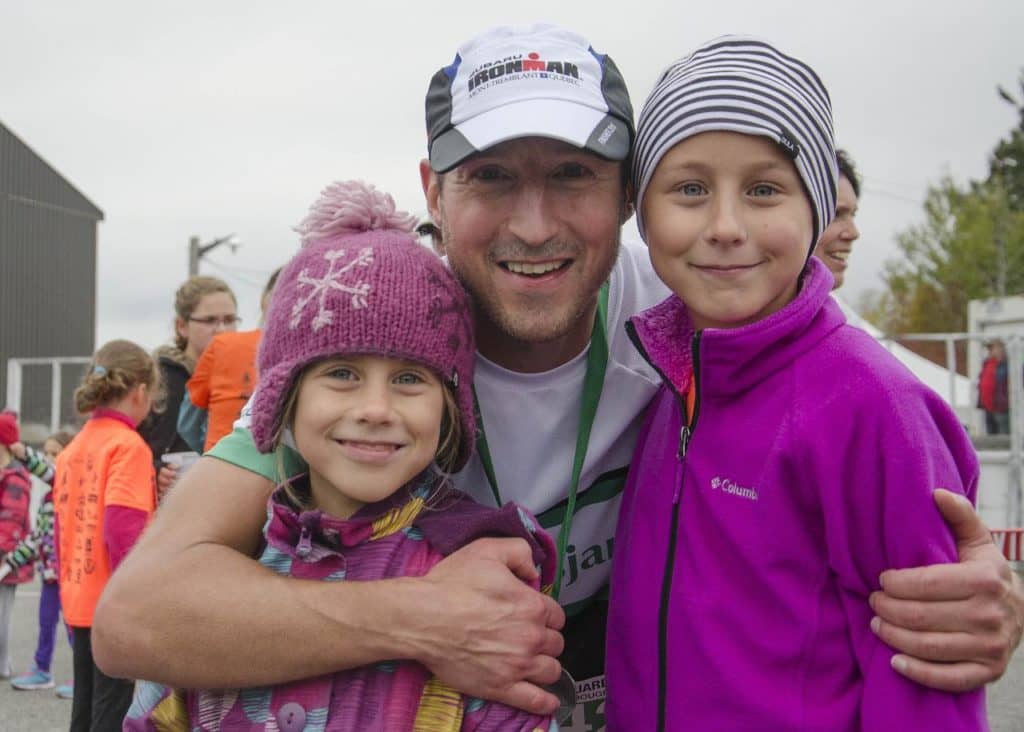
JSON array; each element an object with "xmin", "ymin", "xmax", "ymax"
[
  {"xmin": 92, "ymin": 456, "xmax": 565, "ymax": 714},
  {"xmin": 870, "ymin": 489, "xmax": 1024, "ymax": 691}
]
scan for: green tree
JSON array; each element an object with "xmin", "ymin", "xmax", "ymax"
[
  {"xmin": 868, "ymin": 73, "xmax": 1024, "ymax": 335},
  {"xmin": 991, "ymin": 70, "xmax": 1024, "ymax": 210}
]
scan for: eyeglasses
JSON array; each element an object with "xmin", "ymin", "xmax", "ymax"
[{"xmin": 188, "ymin": 315, "xmax": 242, "ymax": 328}]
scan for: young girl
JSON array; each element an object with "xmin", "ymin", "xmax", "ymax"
[
  {"xmin": 5, "ymin": 430, "xmax": 75, "ymax": 694},
  {"xmin": 55, "ymin": 340, "xmax": 159, "ymax": 731},
  {"xmin": 606, "ymin": 37, "xmax": 986, "ymax": 730},
  {"xmin": 0, "ymin": 410, "xmax": 33, "ymax": 680},
  {"xmin": 125, "ymin": 180, "xmax": 558, "ymax": 732}
]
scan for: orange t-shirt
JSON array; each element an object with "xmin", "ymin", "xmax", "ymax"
[
  {"xmin": 186, "ymin": 328, "xmax": 261, "ymax": 451},
  {"xmin": 54, "ymin": 413, "xmax": 156, "ymax": 627}
]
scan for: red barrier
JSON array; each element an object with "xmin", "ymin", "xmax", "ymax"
[{"xmin": 990, "ymin": 529, "xmax": 1023, "ymax": 562}]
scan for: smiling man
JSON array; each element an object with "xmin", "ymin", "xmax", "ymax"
[
  {"xmin": 815, "ymin": 149, "xmax": 861, "ymax": 289},
  {"xmin": 94, "ymin": 23, "xmax": 1023, "ymax": 732}
]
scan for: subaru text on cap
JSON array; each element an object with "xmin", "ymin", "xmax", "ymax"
[{"xmin": 425, "ymin": 23, "xmax": 635, "ymax": 173}]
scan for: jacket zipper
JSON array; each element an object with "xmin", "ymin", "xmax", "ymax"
[{"xmin": 657, "ymin": 330, "xmax": 701, "ymax": 732}]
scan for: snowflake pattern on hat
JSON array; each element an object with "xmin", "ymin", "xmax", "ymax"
[{"xmin": 289, "ymin": 247, "xmax": 374, "ymax": 331}]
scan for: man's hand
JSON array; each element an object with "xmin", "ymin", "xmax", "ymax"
[
  {"xmin": 870, "ymin": 489, "xmax": 1024, "ymax": 691},
  {"xmin": 411, "ymin": 537, "xmax": 566, "ymax": 716},
  {"xmin": 9, "ymin": 441, "xmax": 26, "ymax": 461}
]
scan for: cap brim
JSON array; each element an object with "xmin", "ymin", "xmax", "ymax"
[{"xmin": 430, "ymin": 98, "xmax": 631, "ymax": 172}]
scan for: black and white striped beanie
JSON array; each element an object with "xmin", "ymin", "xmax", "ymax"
[{"xmin": 632, "ymin": 36, "xmax": 837, "ymax": 253}]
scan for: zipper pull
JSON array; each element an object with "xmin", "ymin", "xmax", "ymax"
[
  {"xmin": 678, "ymin": 425, "xmax": 691, "ymax": 460},
  {"xmin": 296, "ymin": 526, "xmax": 313, "ymax": 558}
]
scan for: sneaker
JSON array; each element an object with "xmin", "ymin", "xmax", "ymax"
[
  {"xmin": 55, "ymin": 683, "xmax": 73, "ymax": 699},
  {"xmin": 11, "ymin": 667, "xmax": 54, "ymax": 690}
]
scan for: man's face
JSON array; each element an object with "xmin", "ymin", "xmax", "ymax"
[
  {"xmin": 422, "ymin": 138, "xmax": 626, "ymax": 353},
  {"xmin": 813, "ymin": 174, "xmax": 859, "ymax": 290}
]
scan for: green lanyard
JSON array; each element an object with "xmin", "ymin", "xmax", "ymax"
[{"xmin": 473, "ymin": 282, "xmax": 609, "ymax": 600}]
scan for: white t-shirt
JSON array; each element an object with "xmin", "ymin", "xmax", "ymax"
[{"xmin": 453, "ymin": 239, "xmax": 668, "ymax": 611}]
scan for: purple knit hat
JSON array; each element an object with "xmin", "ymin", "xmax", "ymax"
[{"xmin": 251, "ymin": 180, "xmax": 477, "ymax": 470}]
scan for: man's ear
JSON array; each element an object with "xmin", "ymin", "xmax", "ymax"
[
  {"xmin": 420, "ymin": 159, "xmax": 441, "ymax": 222},
  {"xmin": 621, "ymin": 179, "xmax": 636, "ymax": 224}
]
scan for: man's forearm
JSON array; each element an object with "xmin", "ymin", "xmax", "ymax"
[
  {"xmin": 94, "ymin": 542, "xmax": 423, "ymax": 686},
  {"xmin": 91, "ymin": 456, "xmax": 419, "ymax": 686}
]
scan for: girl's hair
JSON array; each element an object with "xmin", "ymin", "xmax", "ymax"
[
  {"xmin": 272, "ymin": 366, "xmax": 463, "ymax": 510},
  {"xmin": 46, "ymin": 430, "xmax": 74, "ymax": 448},
  {"xmin": 173, "ymin": 275, "xmax": 237, "ymax": 351},
  {"xmin": 74, "ymin": 340, "xmax": 161, "ymax": 414}
]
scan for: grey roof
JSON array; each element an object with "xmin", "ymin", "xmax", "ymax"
[{"xmin": 0, "ymin": 119, "xmax": 104, "ymax": 221}]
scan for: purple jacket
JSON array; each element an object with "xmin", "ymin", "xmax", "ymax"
[
  {"xmin": 606, "ymin": 259, "xmax": 986, "ymax": 731},
  {"xmin": 126, "ymin": 475, "xmax": 558, "ymax": 732}
]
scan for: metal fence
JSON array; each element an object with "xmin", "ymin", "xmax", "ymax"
[{"xmin": 876, "ymin": 332, "xmax": 1023, "ymax": 529}]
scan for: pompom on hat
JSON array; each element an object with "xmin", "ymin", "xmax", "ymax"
[
  {"xmin": 632, "ymin": 35, "xmax": 838, "ymax": 255},
  {"xmin": 251, "ymin": 181, "xmax": 477, "ymax": 470}
]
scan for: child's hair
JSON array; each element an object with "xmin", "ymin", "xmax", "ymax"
[
  {"xmin": 836, "ymin": 149, "xmax": 861, "ymax": 197},
  {"xmin": 632, "ymin": 35, "xmax": 837, "ymax": 254},
  {"xmin": 259, "ymin": 267, "xmax": 283, "ymax": 318},
  {"xmin": 251, "ymin": 179, "xmax": 478, "ymax": 481},
  {"xmin": 47, "ymin": 430, "xmax": 74, "ymax": 448},
  {"xmin": 173, "ymin": 276, "xmax": 237, "ymax": 350},
  {"xmin": 74, "ymin": 340, "xmax": 161, "ymax": 415}
]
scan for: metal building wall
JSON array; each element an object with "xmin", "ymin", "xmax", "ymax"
[{"xmin": 0, "ymin": 122, "xmax": 103, "ymax": 437}]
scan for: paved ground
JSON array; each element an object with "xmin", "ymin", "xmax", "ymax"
[{"xmin": 1, "ymin": 582, "xmax": 1022, "ymax": 731}]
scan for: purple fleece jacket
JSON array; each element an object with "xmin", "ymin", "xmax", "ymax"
[{"xmin": 606, "ymin": 258, "xmax": 986, "ymax": 731}]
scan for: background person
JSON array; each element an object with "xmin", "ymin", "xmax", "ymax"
[
  {"xmin": 814, "ymin": 149, "xmax": 860, "ymax": 290},
  {"xmin": 5, "ymin": 430, "xmax": 75, "ymax": 695},
  {"xmin": 138, "ymin": 276, "xmax": 237, "ymax": 495},
  {"xmin": 0, "ymin": 410, "xmax": 33, "ymax": 680},
  {"xmin": 177, "ymin": 268, "xmax": 280, "ymax": 453},
  {"xmin": 978, "ymin": 338, "xmax": 1010, "ymax": 435},
  {"xmin": 56, "ymin": 340, "xmax": 159, "ymax": 732}
]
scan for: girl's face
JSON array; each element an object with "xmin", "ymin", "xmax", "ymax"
[
  {"xmin": 641, "ymin": 131, "xmax": 814, "ymax": 331},
  {"xmin": 43, "ymin": 439, "xmax": 64, "ymax": 461},
  {"xmin": 176, "ymin": 291, "xmax": 239, "ymax": 359},
  {"xmin": 292, "ymin": 354, "xmax": 444, "ymax": 519}
]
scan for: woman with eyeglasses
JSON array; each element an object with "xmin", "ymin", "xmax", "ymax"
[{"xmin": 138, "ymin": 276, "xmax": 238, "ymax": 496}]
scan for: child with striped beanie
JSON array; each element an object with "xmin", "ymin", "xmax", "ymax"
[{"xmin": 606, "ymin": 36, "xmax": 986, "ymax": 730}]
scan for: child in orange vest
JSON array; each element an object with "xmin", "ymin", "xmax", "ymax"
[{"xmin": 54, "ymin": 340, "xmax": 159, "ymax": 732}]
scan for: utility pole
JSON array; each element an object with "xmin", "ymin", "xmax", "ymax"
[{"xmin": 188, "ymin": 234, "xmax": 240, "ymax": 276}]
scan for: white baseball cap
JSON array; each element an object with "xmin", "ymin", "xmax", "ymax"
[{"xmin": 425, "ymin": 23, "xmax": 635, "ymax": 172}]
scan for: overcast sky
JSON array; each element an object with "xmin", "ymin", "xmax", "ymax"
[{"xmin": 3, "ymin": 1, "xmax": 1021, "ymax": 352}]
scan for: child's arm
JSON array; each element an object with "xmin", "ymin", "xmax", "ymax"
[
  {"xmin": 15, "ymin": 443, "xmax": 55, "ymax": 485},
  {"xmin": 818, "ymin": 385, "xmax": 986, "ymax": 729}
]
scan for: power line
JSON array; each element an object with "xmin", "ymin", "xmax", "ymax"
[{"xmin": 202, "ymin": 258, "xmax": 268, "ymax": 289}]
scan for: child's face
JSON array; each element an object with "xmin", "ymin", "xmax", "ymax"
[
  {"xmin": 642, "ymin": 131, "xmax": 814, "ymax": 331},
  {"xmin": 292, "ymin": 354, "xmax": 444, "ymax": 519},
  {"xmin": 43, "ymin": 439, "xmax": 64, "ymax": 461}
]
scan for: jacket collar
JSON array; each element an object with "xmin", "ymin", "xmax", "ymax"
[
  {"xmin": 264, "ymin": 472, "xmax": 436, "ymax": 558},
  {"xmin": 628, "ymin": 258, "xmax": 844, "ymax": 399}
]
